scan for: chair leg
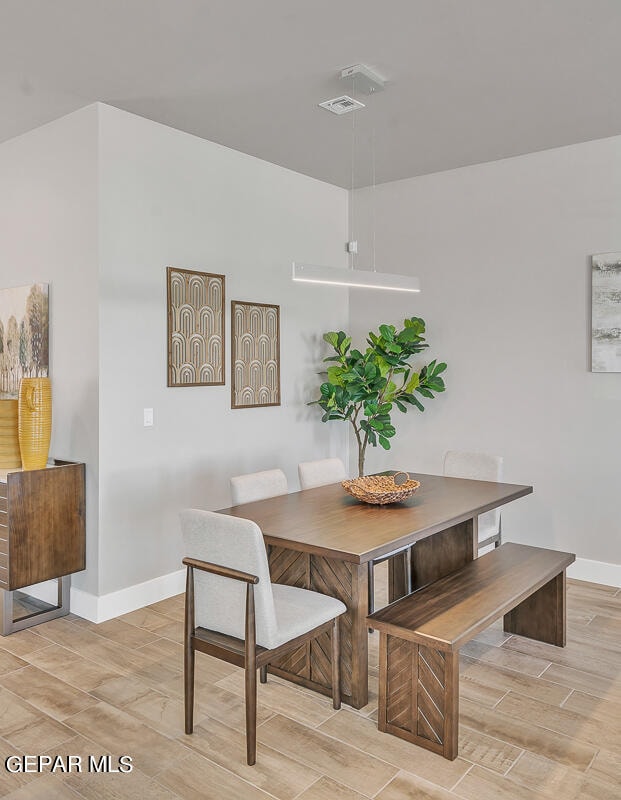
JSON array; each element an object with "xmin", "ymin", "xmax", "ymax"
[
  {"xmin": 184, "ymin": 566, "xmax": 195, "ymax": 735},
  {"xmin": 245, "ymin": 663, "xmax": 257, "ymax": 765},
  {"xmin": 368, "ymin": 560, "xmax": 375, "ymax": 615},
  {"xmin": 260, "ymin": 665, "xmax": 268, "ymax": 684},
  {"xmin": 331, "ymin": 616, "xmax": 341, "ymax": 710},
  {"xmin": 184, "ymin": 642, "xmax": 195, "ymax": 734},
  {"xmin": 368, "ymin": 560, "xmax": 375, "ymax": 632}
]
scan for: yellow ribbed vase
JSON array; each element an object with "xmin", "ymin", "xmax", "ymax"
[
  {"xmin": 0, "ymin": 399, "xmax": 22, "ymax": 469},
  {"xmin": 18, "ymin": 378, "xmax": 52, "ymax": 471}
]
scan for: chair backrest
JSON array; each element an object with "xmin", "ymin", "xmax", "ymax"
[
  {"xmin": 230, "ymin": 469, "xmax": 288, "ymax": 505},
  {"xmin": 298, "ymin": 458, "xmax": 347, "ymax": 490},
  {"xmin": 443, "ymin": 450, "xmax": 503, "ymax": 483},
  {"xmin": 180, "ymin": 508, "xmax": 279, "ymax": 648},
  {"xmin": 443, "ymin": 450, "xmax": 503, "ymax": 533}
]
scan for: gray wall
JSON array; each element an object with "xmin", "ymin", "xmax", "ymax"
[
  {"xmin": 97, "ymin": 105, "xmax": 349, "ymax": 595},
  {"xmin": 349, "ymin": 135, "xmax": 621, "ymax": 569},
  {"xmin": 0, "ymin": 106, "xmax": 100, "ymax": 593}
]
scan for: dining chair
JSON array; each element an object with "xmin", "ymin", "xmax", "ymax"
[
  {"xmin": 443, "ymin": 450, "xmax": 504, "ymax": 549},
  {"xmin": 298, "ymin": 457, "xmax": 347, "ymax": 490},
  {"xmin": 180, "ymin": 508, "xmax": 346, "ymax": 765},
  {"xmin": 230, "ymin": 468, "xmax": 288, "ymax": 505}
]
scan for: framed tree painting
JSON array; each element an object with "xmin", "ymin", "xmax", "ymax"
[
  {"xmin": 231, "ymin": 300, "xmax": 280, "ymax": 408},
  {"xmin": 167, "ymin": 267, "xmax": 225, "ymax": 386},
  {"xmin": 0, "ymin": 283, "xmax": 49, "ymax": 398},
  {"xmin": 592, "ymin": 252, "xmax": 621, "ymax": 372}
]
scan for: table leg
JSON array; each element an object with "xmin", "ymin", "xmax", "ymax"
[
  {"xmin": 268, "ymin": 546, "xmax": 369, "ymax": 709},
  {"xmin": 388, "ymin": 518, "xmax": 477, "ymax": 602}
]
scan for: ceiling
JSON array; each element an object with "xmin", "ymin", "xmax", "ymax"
[{"xmin": 2, "ymin": 0, "xmax": 621, "ymax": 188}]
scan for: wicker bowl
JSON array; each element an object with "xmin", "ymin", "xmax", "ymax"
[{"xmin": 342, "ymin": 471, "xmax": 421, "ymax": 505}]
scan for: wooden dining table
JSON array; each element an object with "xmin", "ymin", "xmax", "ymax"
[{"xmin": 218, "ymin": 472, "xmax": 532, "ymax": 709}]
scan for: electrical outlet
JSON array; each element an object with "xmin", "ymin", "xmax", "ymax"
[{"xmin": 143, "ymin": 408, "xmax": 154, "ymax": 427}]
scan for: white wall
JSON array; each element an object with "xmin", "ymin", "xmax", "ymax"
[
  {"xmin": 349, "ymin": 136, "xmax": 621, "ymax": 579},
  {"xmin": 97, "ymin": 105, "xmax": 349, "ymax": 597},
  {"xmin": 0, "ymin": 107, "xmax": 100, "ymax": 594}
]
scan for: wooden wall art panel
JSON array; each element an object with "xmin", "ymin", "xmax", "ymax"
[
  {"xmin": 167, "ymin": 267, "xmax": 225, "ymax": 387},
  {"xmin": 231, "ymin": 300, "xmax": 280, "ymax": 408}
]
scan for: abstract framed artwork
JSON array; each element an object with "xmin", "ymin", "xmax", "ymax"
[
  {"xmin": 0, "ymin": 283, "xmax": 49, "ymax": 399},
  {"xmin": 167, "ymin": 267, "xmax": 225, "ymax": 387},
  {"xmin": 591, "ymin": 252, "xmax": 621, "ymax": 373},
  {"xmin": 231, "ymin": 300, "xmax": 280, "ymax": 408}
]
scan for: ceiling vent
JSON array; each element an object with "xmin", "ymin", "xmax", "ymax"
[{"xmin": 318, "ymin": 95, "xmax": 365, "ymax": 115}]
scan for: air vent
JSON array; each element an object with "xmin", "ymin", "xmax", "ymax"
[{"xmin": 318, "ymin": 95, "xmax": 365, "ymax": 115}]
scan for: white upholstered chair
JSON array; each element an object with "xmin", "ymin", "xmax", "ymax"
[
  {"xmin": 180, "ymin": 508, "xmax": 346, "ymax": 765},
  {"xmin": 443, "ymin": 450, "xmax": 504, "ymax": 549},
  {"xmin": 298, "ymin": 458, "xmax": 347, "ymax": 490},
  {"xmin": 230, "ymin": 469, "xmax": 288, "ymax": 505}
]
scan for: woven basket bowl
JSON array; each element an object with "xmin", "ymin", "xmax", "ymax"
[{"xmin": 342, "ymin": 471, "xmax": 421, "ymax": 505}]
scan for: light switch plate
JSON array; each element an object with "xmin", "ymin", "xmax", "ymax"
[{"xmin": 143, "ymin": 408, "xmax": 154, "ymax": 427}]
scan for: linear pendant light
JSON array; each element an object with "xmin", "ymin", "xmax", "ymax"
[
  {"xmin": 292, "ymin": 262, "xmax": 420, "ymax": 292},
  {"xmin": 294, "ymin": 64, "xmax": 420, "ymax": 294}
]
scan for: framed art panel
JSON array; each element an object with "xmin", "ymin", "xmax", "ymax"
[
  {"xmin": 591, "ymin": 252, "xmax": 621, "ymax": 373},
  {"xmin": 231, "ymin": 300, "xmax": 280, "ymax": 408},
  {"xmin": 0, "ymin": 283, "xmax": 49, "ymax": 398},
  {"xmin": 167, "ymin": 267, "xmax": 225, "ymax": 387}
]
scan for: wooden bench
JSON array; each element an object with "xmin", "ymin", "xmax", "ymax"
[{"xmin": 367, "ymin": 542, "xmax": 575, "ymax": 760}]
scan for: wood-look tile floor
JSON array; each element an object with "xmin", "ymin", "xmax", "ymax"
[{"xmin": 0, "ymin": 572, "xmax": 620, "ymax": 799}]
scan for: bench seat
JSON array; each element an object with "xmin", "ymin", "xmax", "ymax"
[{"xmin": 367, "ymin": 542, "xmax": 575, "ymax": 760}]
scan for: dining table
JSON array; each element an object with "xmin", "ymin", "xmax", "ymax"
[{"xmin": 217, "ymin": 471, "xmax": 532, "ymax": 709}]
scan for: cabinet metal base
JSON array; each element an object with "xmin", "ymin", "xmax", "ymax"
[{"xmin": 0, "ymin": 575, "xmax": 71, "ymax": 635}]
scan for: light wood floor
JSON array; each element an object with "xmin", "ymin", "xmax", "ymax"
[{"xmin": 0, "ymin": 572, "xmax": 620, "ymax": 799}]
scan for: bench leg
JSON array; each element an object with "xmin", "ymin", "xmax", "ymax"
[
  {"xmin": 378, "ymin": 633, "xmax": 459, "ymax": 760},
  {"xmin": 504, "ymin": 570, "xmax": 566, "ymax": 647}
]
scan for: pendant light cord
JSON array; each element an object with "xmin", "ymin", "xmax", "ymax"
[
  {"xmin": 372, "ymin": 126, "xmax": 376, "ymax": 272},
  {"xmin": 350, "ymin": 77, "xmax": 356, "ymax": 270}
]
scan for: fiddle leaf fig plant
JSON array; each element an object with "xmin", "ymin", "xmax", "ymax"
[{"xmin": 311, "ymin": 317, "xmax": 447, "ymax": 476}]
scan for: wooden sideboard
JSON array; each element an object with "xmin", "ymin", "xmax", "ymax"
[{"xmin": 0, "ymin": 459, "xmax": 85, "ymax": 634}]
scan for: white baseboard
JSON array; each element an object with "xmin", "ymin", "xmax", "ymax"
[
  {"xmin": 70, "ymin": 569, "xmax": 185, "ymax": 623},
  {"xmin": 568, "ymin": 557, "xmax": 621, "ymax": 588}
]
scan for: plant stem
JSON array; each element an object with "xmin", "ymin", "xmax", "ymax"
[{"xmin": 358, "ymin": 430, "xmax": 369, "ymax": 477}]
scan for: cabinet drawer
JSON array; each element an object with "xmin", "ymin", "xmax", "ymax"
[
  {"xmin": 0, "ymin": 564, "xmax": 7, "ymax": 587},
  {"xmin": 0, "ymin": 509, "xmax": 7, "ymax": 527},
  {"xmin": 0, "ymin": 482, "xmax": 6, "ymax": 499},
  {"xmin": 0, "ymin": 552, "xmax": 7, "ymax": 570},
  {"xmin": 0, "ymin": 531, "xmax": 7, "ymax": 556},
  {"xmin": 0, "ymin": 496, "xmax": 6, "ymax": 512}
]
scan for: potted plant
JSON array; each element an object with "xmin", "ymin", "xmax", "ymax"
[{"xmin": 311, "ymin": 317, "xmax": 446, "ymax": 476}]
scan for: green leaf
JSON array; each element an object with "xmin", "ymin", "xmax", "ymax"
[
  {"xmin": 364, "ymin": 400, "xmax": 379, "ymax": 415},
  {"xmin": 323, "ymin": 331, "xmax": 339, "ymax": 349},
  {"xmin": 397, "ymin": 326, "xmax": 423, "ymax": 343},
  {"xmin": 378, "ymin": 435, "xmax": 391, "ymax": 450},
  {"xmin": 405, "ymin": 373, "xmax": 420, "ymax": 393},
  {"xmin": 326, "ymin": 365, "xmax": 344, "ymax": 386},
  {"xmin": 379, "ymin": 324, "xmax": 395, "ymax": 341}
]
